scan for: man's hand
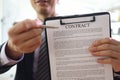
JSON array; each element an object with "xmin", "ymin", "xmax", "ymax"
[
  {"xmin": 89, "ymin": 38, "xmax": 120, "ymax": 72},
  {"xmin": 6, "ymin": 19, "xmax": 42, "ymax": 59}
]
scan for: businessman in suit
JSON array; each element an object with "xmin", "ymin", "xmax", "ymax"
[{"xmin": 0, "ymin": 0, "xmax": 120, "ymax": 80}]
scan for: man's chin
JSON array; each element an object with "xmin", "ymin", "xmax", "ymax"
[{"xmin": 39, "ymin": 10, "xmax": 50, "ymax": 17}]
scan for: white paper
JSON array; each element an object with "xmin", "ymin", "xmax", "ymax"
[{"xmin": 46, "ymin": 14, "xmax": 113, "ymax": 80}]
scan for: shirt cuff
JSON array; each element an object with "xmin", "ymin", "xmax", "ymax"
[
  {"xmin": 114, "ymin": 72, "xmax": 120, "ymax": 79},
  {"xmin": 0, "ymin": 42, "xmax": 24, "ymax": 65}
]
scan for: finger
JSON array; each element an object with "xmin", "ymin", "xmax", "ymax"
[
  {"xmin": 92, "ymin": 38, "xmax": 119, "ymax": 47},
  {"xmin": 89, "ymin": 43, "xmax": 120, "ymax": 53},
  {"xmin": 91, "ymin": 50, "xmax": 120, "ymax": 59},
  {"xmin": 10, "ymin": 19, "xmax": 40, "ymax": 34},
  {"xmin": 21, "ymin": 28, "xmax": 42, "ymax": 42},
  {"xmin": 89, "ymin": 44, "xmax": 113, "ymax": 51},
  {"xmin": 17, "ymin": 35, "xmax": 42, "ymax": 53},
  {"xmin": 97, "ymin": 57, "xmax": 113, "ymax": 64},
  {"xmin": 97, "ymin": 58, "xmax": 120, "ymax": 72},
  {"xmin": 13, "ymin": 28, "xmax": 42, "ymax": 45},
  {"xmin": 110, "ymin": 38, "xmax": 120, "ymax": 45}
]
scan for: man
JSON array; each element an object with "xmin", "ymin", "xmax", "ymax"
[{"xmin": 0, "ymin": 0, "xmax": 120, "ymax": 80}]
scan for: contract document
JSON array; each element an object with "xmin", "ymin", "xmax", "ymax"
[{"xmin": 45, "ymin": 12, "xmax": 113, "ymax": 80}]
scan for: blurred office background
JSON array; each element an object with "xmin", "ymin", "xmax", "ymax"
[{"xmin": 0, "ymin": 0, "xmax": 120, "ymax": 80}]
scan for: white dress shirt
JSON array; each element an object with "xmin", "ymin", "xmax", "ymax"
[{"xmin": 0, "ymin": 42, "xmax": 24, "ymax": 65}]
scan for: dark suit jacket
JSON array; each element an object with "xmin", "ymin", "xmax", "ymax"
[
  {"xmin": 0, "ymin": 43, "xmax": 120, "ymax": 80},
  {"xmin": 0, "ymin": 43, "xmax": 35, "ymax": 80}
]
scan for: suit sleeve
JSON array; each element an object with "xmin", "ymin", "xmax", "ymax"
[
  {"xmin": 0, "ymin": 43, "xmax": 15, "ymax": 74},
  {"xmin": 114, "ymin": 72, "xmax": 120, "ymax": 80}
]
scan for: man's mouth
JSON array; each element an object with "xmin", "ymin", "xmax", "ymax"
[{"xmin": 35, "ymin": 0, "xmax": 48, "ymax": 3}]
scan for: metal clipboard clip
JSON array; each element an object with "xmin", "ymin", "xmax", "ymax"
[{"xmin": 60, "ymin": 16, "xmax": 95, "ymax": 25}]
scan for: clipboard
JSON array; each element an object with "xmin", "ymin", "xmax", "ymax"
[{"xmin": 45, "ymin": 12, "xmax": 113, "ymax": 80}]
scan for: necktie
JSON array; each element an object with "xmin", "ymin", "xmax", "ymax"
[{"xmin": 35, "ymin": 29, "xmax": 51, "ymax": 80}]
